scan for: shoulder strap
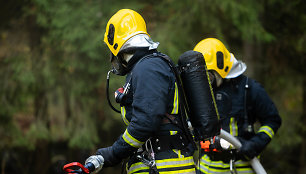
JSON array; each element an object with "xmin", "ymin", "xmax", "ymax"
[
  {"xmin": 243, "ymin": 77, "xmax": 254, "ymax": 133},
  {"xmin": 154, "ymin": 52, "xmax": 196, "ymax": 148}
]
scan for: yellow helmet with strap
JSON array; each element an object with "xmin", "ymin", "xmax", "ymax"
[
  {"xmin": 194, "ymin": 38, "xmax": 233, "ymax": 78},
  {"xmin": 104, "ymin": 9, "xmax": 149, "ymax": 56}
]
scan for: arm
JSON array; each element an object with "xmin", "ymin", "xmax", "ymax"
[{"xmin": 239, "ymin": 79, "xmax": 282, "ymax": 159}]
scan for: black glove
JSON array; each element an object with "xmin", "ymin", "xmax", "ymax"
[
  {"xmin": 237, "ymin": 137, "xmax": 257, "ymax": 160},
  {"xmin": 237, "ymin": 133, "xmax": 271, "ymax": 161},
  {"xmin": 96, "ymin": 146, "xmax": 121, "ymax": 167}
]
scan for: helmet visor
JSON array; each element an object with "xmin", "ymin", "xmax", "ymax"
[{"xmin": 119, "ymin": 34, "xmax": 159, "ymax": 53}]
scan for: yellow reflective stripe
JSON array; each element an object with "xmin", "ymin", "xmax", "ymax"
[
  {"xmin": 235, "ymin": 168, "xmax": 255, "ymax": 173},
  {"xmin": 199, "ymin": 154, "xmax": 230, "ymax": 168},
  {"xmin": 128, "ymin": 156, "xmax": 195, "ymax": 173},
  {"xmin": 172, "ymin": 149, "xmax": 185, "ymax": 158},
  {"xmin": 200, "ymin": 154, "xmax": 251, "ymax": 168},
  {"xmin": 171, "ymin": 83, "xmax": 179, "ymax": 114},
  {"xmin": 199, "ymin": 154, "xmax": 254, "ymax": 174},
  {"xmin": 122, "ymin": 129, "xmax": 144, "ymax": 148},
  {"xmin": 199, "ymin": 164, "xmax": 227, "ymax": 174},
  {"xmin": 258, "ymin": 125, "xmax": 274, "ymax": 139},
  {"xmin": 156, "ymin": 156, "xmax": 194, "ymax": 168},
  {"xmin": 121, "ymin": 106, "xmax": 129, "ymax": 126},
  {"xmin": 128, "ymin": 165, "xmax": 148, "ymax": 174},
  {"xmin": 160, "ymin": 168, "xmax": 195, "ymax": 174},
  {"xmin": 170, "ymin": 131, "xmax": 177, "ymax": 135},
  {"xmin": 199, "ymin": 165, "xmax": 254, "ymax": 174},
  {"xmin": 229, "ymin": 117, "xmax": 238, "ymax": 136},
  {"xmin": 128, "ymin": 168, "xmax": 195, "ymax": 174},
  {"xmin": 234, "ymin": 161, "xmax": 253, "ymax": 168}
]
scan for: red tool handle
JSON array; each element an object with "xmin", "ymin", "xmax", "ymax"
[{"xmin": 63, "ymin": 162, "xmax": 90, "ymax": 174}]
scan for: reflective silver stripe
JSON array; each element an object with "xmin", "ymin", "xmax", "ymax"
[
  {"xmin": 199, "ymin": 165, "xmax": 254, "ymax": 174},
  {"xmin": 199, "ymin": 154, "xmax": 251, "ymax": 167},
  {"xmin": 258, "ymin": 125, "xmax": 274, "ymax": 138},
  {"xmin": 121, "ymin": 106, "xmax": 129, "ymax": 125},
  {"xmin": 229, "ymin": 117, "xmax": 238, "ymax": 136},
  {"xmin": 122, "ymin": 129, "xmax": 144, "ymax": 148},
  {"xmin": 128, "ymin": 156, "xmax": 195, "ymax": 174},
  {"xmin": 171, "ymin": 83, "xmax": 179, "ymax": 114},
  {"xmin": 128, "ymin": 168, "xmax": 195, "ymax": 174},
  {"xmin": 198, "ymin": 154, "xmax": 254, "ymax": 174}
]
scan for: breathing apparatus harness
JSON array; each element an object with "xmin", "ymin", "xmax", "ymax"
[
  {"xmin": 243, "ymin": 77, "xmax": 254, "ymax": 136},
  {"xmin": 107, "ymin": 52, "xmax": 195, "ymax": 140}
]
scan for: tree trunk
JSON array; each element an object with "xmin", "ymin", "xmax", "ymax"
[{"xmin": 242, "ymin": 41, "xmax": 255, "ymax": 78}]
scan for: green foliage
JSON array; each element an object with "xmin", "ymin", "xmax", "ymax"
[
  {"xmin": 0, "ymin": 0, "xmax": 151, "ymax": 150},
  {"xmin": 152, "ymin": 0, "xmax": 275, "ymax": 60},
  {"xmin": 266, "ymin": 71, "xmax": 303, "ymax": 152}
]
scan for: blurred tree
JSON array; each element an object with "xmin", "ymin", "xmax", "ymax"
[
  {"xmin": 150, "ymin": 0, "xmax": 305, "ymax": 173},
  {"xmin": 0, "ymin": 0, "xmax": 151, "ymax": 173},
  {"xmin": 260, "ymin": 0, "xmax": 306, "ymax": 173}
]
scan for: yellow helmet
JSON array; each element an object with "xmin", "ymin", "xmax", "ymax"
[
  {"xmin": 194, "ymin": 38, "xmax": 233, "ymax": 78},
  {"xmin": 104, "ymin": 9, "xmax": 149, "ymax": 56}
]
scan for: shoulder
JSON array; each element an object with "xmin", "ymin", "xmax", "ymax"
[
  {"xmin": 231, "ymin": 75, "xmax": 268, "ymax": 98},
  {"xmin": 234, "ymin": 75, "xmax": 263, "ymax": 89},
  {"xmin": 247, "ymin": 77, "xmax": 265, "ymax": 91},
  {"xmin": 245, "ymin": 77, "xmax": 274, "ymax": 103},
  {"xmin": 133, "ymin": 53, "xmax": 171, "ymax": 74}
]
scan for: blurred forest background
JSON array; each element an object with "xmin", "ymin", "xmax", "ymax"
[{"xmin": 0, "ymin": 0, "xmax": 305, "ymax": 174}]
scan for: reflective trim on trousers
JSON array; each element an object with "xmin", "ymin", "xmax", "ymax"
[
  {"xmin": 122, "ymin": 129, "xmax": 144, "ymax": 148},
  {"xmin": 121, "ymin": 106, "xmax": 129, "ymax": 126},
  {"xmin": 197, "ymin": 154, "xmax": 254, "ymax": 174},
  {"xmin": 128, "ymin": 156, "xmax": 196, "ymax": 174},
  {"xmin": 258, "ymin": 125, "xmax": 274, "ymax": 139}
]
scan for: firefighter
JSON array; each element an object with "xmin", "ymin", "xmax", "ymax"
[
  {"xmin": 85, "ymin": 9, "xmax": 196, "ymax": 174},
  {"xmin": 194, "ymin": 38, "xmax": 282, "ymax": 174}
]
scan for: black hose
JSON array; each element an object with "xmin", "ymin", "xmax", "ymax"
[{"xmin": 106, "ymin": 70, "xmax": 121, "ymax": 113}]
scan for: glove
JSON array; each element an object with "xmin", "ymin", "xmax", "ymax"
[
  {"xmin": 96, "ymin": 146, "xmax": 121, "ymax": 167},
  {"xmin": 237, "ymin": 137, "xmax": 257, "ymax": 160},
  {"xmin": 237, "ymin": 133, "xmax": 270, "ymax": 161},
  {"xmin": 85, "ymin": 155, "xmax": 104, "ymax": 173},
  {"xmin": 114, "ymin": 87, "xmax": 125, "ymax": 103}
]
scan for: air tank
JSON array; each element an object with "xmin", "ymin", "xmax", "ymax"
[{"xmin": 178, "ymin": 50, "xmax": 220, "ymax": 140}]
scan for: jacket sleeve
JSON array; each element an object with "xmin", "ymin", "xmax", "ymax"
[
  {"xmin": 247, "ymin": 79, "xmax": 282, "ymax": 154},
  {"xmin": 110, "ymin": 58, "xmax": 173, "ymax": 162}
]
